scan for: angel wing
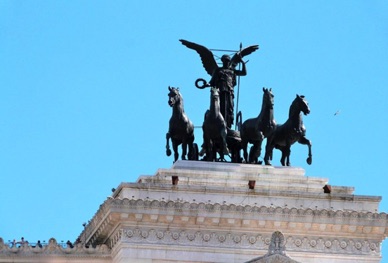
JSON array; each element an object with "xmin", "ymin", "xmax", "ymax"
[
  {"xmin": 179, "ymin": 39, "xmax": 218, "ymax": 76},
  {"xmin": 230, "ymin": 44, "xmax": 259, "ymax": 68}
]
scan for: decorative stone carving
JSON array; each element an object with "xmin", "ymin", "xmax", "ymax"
[
  {"xmin": 245, "ymin": 231, "xmax": 300, "ymax": 263},
  {"xmin": 110, "ymin": 226, "xmax": 382, "ymax": 257}
]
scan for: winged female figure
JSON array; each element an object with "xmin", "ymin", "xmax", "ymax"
[{"xmin": 179, "ymin": 39, "xmax": 259, "ymax": 128}]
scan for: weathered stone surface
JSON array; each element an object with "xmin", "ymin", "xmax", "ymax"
[
  {"xmin": 81, "ymin": 161, "xmax": 387, "ymax": 263},
  {"xmin": 2, "ymin": 161, "xmax": 387, "ymax": 263}
]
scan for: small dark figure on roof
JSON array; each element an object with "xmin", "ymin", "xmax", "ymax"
[
  {"xmin": 66, "ymin": 240, "xmax": 74, "ymax": 248},
  {"xmin": 37, "ymin": 240, "xmax": 42, "ymax": 248}
]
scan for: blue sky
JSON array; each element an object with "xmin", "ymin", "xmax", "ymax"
[{"xmin": 1, "ymin": 0, "xmax": 388, "ymax": 260}]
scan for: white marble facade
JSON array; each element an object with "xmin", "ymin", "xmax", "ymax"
[
  {"xmin": 85, "ymin": 161, "xmax": 388, "ymax": 263},
  {"xmin": 1, "ymin": 161, "xmax": 387, "ymax": 263}
]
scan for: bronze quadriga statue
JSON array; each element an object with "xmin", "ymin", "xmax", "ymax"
[{"xmin": 170, "ymin": 39, "xmax": 312, "ymax": 166}]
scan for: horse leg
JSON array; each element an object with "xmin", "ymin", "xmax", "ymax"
[
  {"xmin": 192, "ymin": 143, "xmax": 199, "ymax": 161},
  {"xmin": 242, "ymin": 140, "xmax": 249, "ymax": 163},
  {"xmin": 199, "ymin": 142, "xmax": 206, "ymax": 157},
  {"xmin": 299, "ymin": 136, "xmax": 312, "ymax": 165},
  {"xmin": 235, "ymin": 145, "xmax": 242, "ymax": 163},
  {"xmin": 279, "ymin": 146, "xmax": 291, "ymax": 166},
  {"xmin": 181, "ymin": 140, "xmax": 188, "ymax": 160},
  {"xmin": 280, "ymin": 147, "xmax": 286, "ymax": 166},
  {"xmin": 166, "ymin": 132, "xmax": 172, "ymax": 157},
  {"xmin": 250, "ymin": 139, "xmax": 263, "ymax": 164},
  {"xmin": 202, "ymin": 133, "xmax": 210, "ymax": 161},
  {"xmin": 264, "ymin": 137, "xmax": 273, "ymax": 165},
  {"xmin": 285, "ymin": 147, "xmax": 291, "ymax": 166},
  {"xmin": 249, "ymin": 144, "xmax": 257, "ymax": 163},
  {"xmin": 207, "ymin": 140, "xmax": 214, "ymax": 162},
  {"xmin": 221, "ymin": 130, "xmax": 230, "ymax": 156},
  {"xmin": 172, "ymin": 140, "xmax": 179, "ymax": 163},
  {"xmin": 203, "ymin": 135, "xmax": 212, "ymax": 162},
  {"xmin": 255, "ymin": 139, "xmax": 263, "ymax": 164},
  {"xmin": 220, "ymin": 130, "xmax": 230, "ymax": 162},
  {"xmin": 215, "ymin": 142, "xmax": 222, "ymax": 162},
  {"xmin": 187, "ymin": 139, "xmax": 194, "ymax": 160}
]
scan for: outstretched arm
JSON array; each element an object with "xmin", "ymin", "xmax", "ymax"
[{"xmin": 235, "ymin": 58, "xmax": 247, "ymax": 76}]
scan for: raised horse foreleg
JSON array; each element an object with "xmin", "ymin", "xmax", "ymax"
[
  {"xmin": 298, "ymin": 136, "xmax": 312, "ymax": 165},
  {"xmin": 166, "ymin": 132, "xmax": 172, "ymax": 157}
]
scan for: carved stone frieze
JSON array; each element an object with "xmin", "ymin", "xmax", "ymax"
[
  {"xmin": 80, "ymin": 196, "xmax": 388, "ymax": 250},
  {"xmin": 110, "ymin": 226, "xmax": 381, "ymax": 256}
]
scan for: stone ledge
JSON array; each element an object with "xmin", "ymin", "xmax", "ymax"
[
  {"xmin": 138, "ymin": 173, "xmax": 333, "ymax": 194},
  {"xmin": 113, "ymin": 182, "xmax": 379, "ymax": 212},
  {"xmin": 171, "ymin": 161, "xmax": 306, "ymax": 176}
]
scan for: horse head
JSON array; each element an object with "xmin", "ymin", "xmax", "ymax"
[
  {"xmin": 262, "ymin": 87, "xmax": 274, "ymax": 110},
  {"xmin": 209, "ymin": 87, "xmax": 222, "ymax": 115},
  {"xmin": 168, "ymin": 86, "xmax": 181, "ymax": 107},
  {"xmin": 291, "ymin": 94, "xmax": 310, "ymax": 116}
]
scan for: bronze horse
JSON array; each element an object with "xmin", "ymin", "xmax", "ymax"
[
  {"xmin": 202, "ymin": 87, "xmax": 229, "ymax": 161},
  {"xmin": 264, "ymin": 94, "xmax": 312, "ymax": 166},
  {"xmin": 166, "ymin": 87, "xmax": 196, "ymax": 162},
  {"xmin": 240, "ymin": 88, "xmax": 276, "ymax": 164}
]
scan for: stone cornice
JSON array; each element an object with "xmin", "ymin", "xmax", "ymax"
[
  {"xmin": 80, "ymin": 197, "xmax": 388, "ymax": 248},
  {"xmin": 110, "ymin": 198, "xmax": 388, "ymax": 223},
  {"xmin": 114, "ymin": 182, "xmax": 380, "ymax": 204}
]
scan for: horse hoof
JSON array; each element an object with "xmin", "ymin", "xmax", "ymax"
[
  {"xmin": 199, "ymin": 148, "xmax": 206, "ymax": 156},
  {"xmin": 166, "ymin": 149, "xmax": 172, "ymax": 156},
  {"xmin": 307, "ymin": 157, "xmax": 312, "ymax": 165}
]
